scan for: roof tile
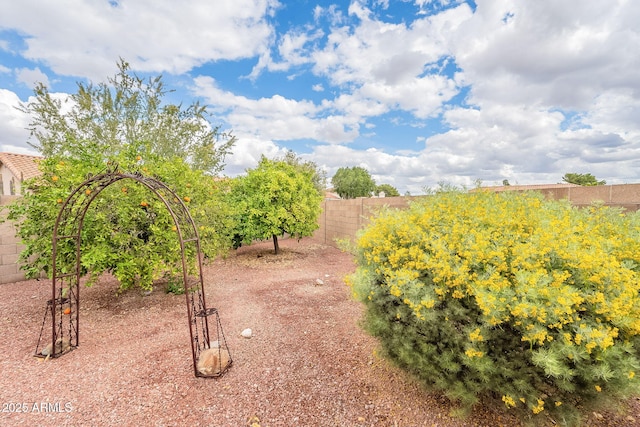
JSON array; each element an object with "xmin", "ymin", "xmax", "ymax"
[{"xmin": 0, "ymin": 152, "xmax": 43, "ymax": 181}]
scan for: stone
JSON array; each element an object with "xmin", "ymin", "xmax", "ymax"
[
  {"xmin": 241, "ymin": 328, "xmax": 252, "ymax": 338},
  {"xmin": 196, "ymin": 348, "xmax": 230, "ymax": 376},
  {"xmin": 41, "ymin": 337, "xmax": 71, "ymax": 356}
]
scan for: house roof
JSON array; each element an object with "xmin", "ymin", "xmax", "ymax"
[
  {"xmin": 324, "ymin": 190, "xmax": 341, "ymax": 200},
  {"xmin": 0, "ymin": 152, "xmax": 43, "ymax": 181}
]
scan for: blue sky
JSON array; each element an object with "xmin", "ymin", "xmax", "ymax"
[{"xmin": 1, "ymin": 0, "xmax": 639, "ymax": 194}]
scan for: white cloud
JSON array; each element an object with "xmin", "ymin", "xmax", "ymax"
[
  {"xmin": 0, "ymin": 0, "xmax": 279, "ymax": 80},
  {"xmin": 358, "ymin": 74, "xmax": 457, "ymax": 118},
  {"xmin": 237, "ymin": 0, "xmax": 472, "ymax": 153},
  {"xmin": 199, "ymin": 0, "xmax": 640, "ymax": 192},
  {"xmin": 16, "ymin": 67, "xmax": 50, "ymax": 88},
  {"xmin": 582, "ymin": 91, "xmax": 640, "ymax": 141},
  {"xmin": 0, "ymin": 89, "xmax": 35, "ymax": 153},
  {"xmin": 451, "ymin": 0, "xmax": 640, "ymax": 109},
  {"xmin": 193, "ymin": 76, "xmax": 361, "ymax": 143},
  {"xmin": 222, "ymin": 135, "xmax": 287, "ymax": 176},
  {"xmin": 1, "ymin": 0, "xmax": 639, "ymax": 194}
]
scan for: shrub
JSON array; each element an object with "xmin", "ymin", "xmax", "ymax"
[
  {"xmin": 8, "ymin": 151, "xmax": 235, "ymax": 292},
  {"xmin": 227, "ymin": 156, "xmax": 323, "ymax": 254},
  {"xmin": 6, "ymin": 60, "xmax": 236, "ymax": 293},
  {"xmin": 347, "ymin": 190, "xmax": 640, "ymax": 424}
]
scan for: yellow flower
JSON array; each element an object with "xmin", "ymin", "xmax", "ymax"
[
  {"xmin": 465, "ymin": 348, "xmax": 484, "ymax": 358},
  {"xmin": 502, "ymin": 395, "xmax": 516, "ymax": 408},
  {"xmin": 595, "ymin": 385, "xmax": 602, "ymax": 392},
  {"xmin": 532, "ymin": 399, "xmax": 545, "ymax": 414},
  {"xmin": 469, "ymin": 328, "xmax": 484, "ymax": 342},
  {"xmin": 629, "ymin": 371, "xmax": 636, "ymax": 379}
]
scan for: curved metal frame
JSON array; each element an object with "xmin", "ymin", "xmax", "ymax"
[{"xmin": 36, "ymin": 169, "xmax": 229, "ymax": 377}]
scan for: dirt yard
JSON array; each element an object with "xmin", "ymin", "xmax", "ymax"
[{"xmin": 1, "ymin": 238, "xmax": 638, "ymax": 426}]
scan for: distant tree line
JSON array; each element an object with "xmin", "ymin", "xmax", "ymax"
[
  {"xmin": 562, "ymin": 173, "xmax": 606, "ymax": 186},
  {"xmin": 330, "ymin": 166, "xmax": 399, "ymax": 199}
]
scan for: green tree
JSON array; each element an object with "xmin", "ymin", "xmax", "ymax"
[
  {"xmin": 7, "ymin": 60, "xmax": 236, "ymax": 291},
  {"xmin": 22, "ymin": 59, "xmax": 234, "ymax": 172},
  {"xmin": 229, "ymin": 156, "xmax": 323, "ymax": 254},
  {"xmin": 375, "ymin": 183, "xmax": 400, "ymax": 197},
  {"xmin": 562, "ymin": 173, "xmax": 606, "ymax": 186},
  {"xmin": 331, "ymin": 166, "xmax": 376, "ymax": 199},
  {"xmin": 279, "ymin": 150, "xmax": 327, "ymax": 194}
]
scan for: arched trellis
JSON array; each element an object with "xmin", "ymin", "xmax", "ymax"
[{"xmin": 34, "ymin": 168, "xmax": 232, "ymax": 378}]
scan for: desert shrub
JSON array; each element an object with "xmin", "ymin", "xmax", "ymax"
[{"xmin": 347, "ymin": 190, "xmax": 640, "ymax": 425}]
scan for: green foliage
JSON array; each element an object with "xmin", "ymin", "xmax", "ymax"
[
  {"xmin": 347, "ymin": 191, "xmax": 640, "ymax": 425},
  {"xmin": 331, "ymin": 166, "xmax": 376, "ymax": 199},
  {"xmin": 10, "ymin": 151, "xmax": 234, "ymax": 292},
  {"xmin": 375, "ymin": 183, "xmax": 400, "ymax": 197},
  {"xmin": 279, "ymin": 150, "xmax": 327, "ymax": 194},
  {"xmin": 228, "ymin": 156, "xmax": 323, "ymax": 254},
  {"xmin": 334, "ymin": 237, "xmax": 358, "ymax": 256},
  {"xmin": 562, "ymin": 173, "xmax": 606, "ymax": 186},
  {"xmin": 423, "ymin": 181, "xmax": 466, "ymax": 195},
  {"xmin": 7, "ymin": 60, "xmax": 236, "ymax": 291},
  {"xmin": 22, "ymin": 59, "xmax": 235, "ymax": 173}
]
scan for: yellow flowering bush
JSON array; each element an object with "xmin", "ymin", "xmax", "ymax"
[{"xmin": 347, "ymin": 190, "xmax": 640, "ymax": 424}]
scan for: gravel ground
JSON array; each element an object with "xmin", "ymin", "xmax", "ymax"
[{"xmin": 1, "ymin": 238, "xmax": 638, "ymax": 427}]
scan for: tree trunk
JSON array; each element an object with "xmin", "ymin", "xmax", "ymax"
[{"xmin": 272, "ymin": 234, "xmax": 280, "ymax": 255}]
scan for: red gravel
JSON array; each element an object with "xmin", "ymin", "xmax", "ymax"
[{"xmin": 1, "ymin": 238, "xmax": 638, "ymax": 426}]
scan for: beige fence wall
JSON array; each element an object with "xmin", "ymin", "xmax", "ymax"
[
  {"xmin": 314, "ymin": 196, "xmax": 421, "ymax": 245},
  {"xmin": 0, "ymin": 196, "xmax": 28, "ymax": 284},
  {"xmin": 532, "ymin": 184, "xmax": 640, "ymax": 212},
  {"xmin": 313, "ymin": 183, "xmax": 640, "ymax": 247}
]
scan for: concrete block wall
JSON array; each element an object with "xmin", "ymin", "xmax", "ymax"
[
  {"xmin": 316, "ymin": 198, "xmax": 364, "ymax": 245},
  {"xmin": 314, "ymin": 185, "xmax": 640, "ymax": 247},
  {"xmin": 0, "ymin": 197, "xmax": 27, "ymax": 284},
  {"xmin": 506, "ymin": 184, "xmax": 640, "ymax": 212},
  {"xmin": 314, "ymin": 196, "xmax": 417, "ymax": 246}
]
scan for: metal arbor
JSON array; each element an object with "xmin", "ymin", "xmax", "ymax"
[{"xmin": 34, "ymin": 169, "xmax": 232, "ymax": 378}]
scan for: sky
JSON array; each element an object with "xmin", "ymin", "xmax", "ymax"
[{"xmin": 0, "ymin": 0, "xmax": 639, "ymax": 195}]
